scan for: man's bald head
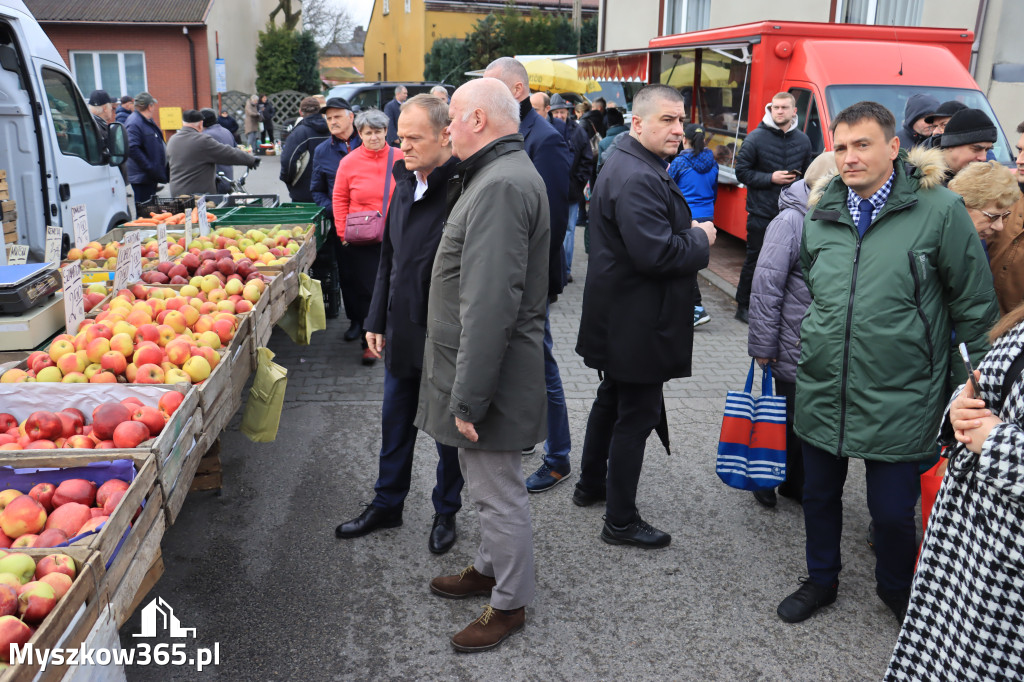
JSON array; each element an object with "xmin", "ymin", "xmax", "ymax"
[
  {"xmin": 447, "ymin": 78, "xmax": 520, "ymax": 159},
  {"xmin": 483, "ymin": 57, "xmax": 531, "ymax": 102},
  {"xmin": 530, "ymin": 92, "xmax": 550, "ymax": 117}
]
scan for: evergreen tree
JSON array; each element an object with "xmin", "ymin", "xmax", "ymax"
[
  {"xmin": 424, "ymin": 38, "xmax": 472, "ymax": 86},
  {"xmin": 256, "ymin": 24, "xmax": 321, "ymax": 93}
]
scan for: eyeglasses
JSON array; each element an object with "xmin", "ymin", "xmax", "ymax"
[{"xmin": 979, "ymin": 209, "xmax": 1012, "ymax": 223}]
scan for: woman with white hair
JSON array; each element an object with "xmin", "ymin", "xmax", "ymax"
[{"xmin": 332, "ymin": 108, "xmax": 404, "ymax": 364}]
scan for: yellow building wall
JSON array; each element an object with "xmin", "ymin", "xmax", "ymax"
[{"xmin": 365, "ymin": 1, "xmax": 490, "ymax": 81}]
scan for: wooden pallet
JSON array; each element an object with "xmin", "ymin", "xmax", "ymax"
[{"xmin": 190, "ymin": 440, "xmax": 222, "ymax": 492}]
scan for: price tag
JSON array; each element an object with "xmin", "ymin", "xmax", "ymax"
[
  {"xmin": 197, "ymin": 198, "xmax": 210, "ymax": 236},
  {"xmin": 184, "ymin": 211, "xmax": 193, "ymax": 247},
  {"xmin": 61, "ymin": 261, "xmax": 84, "ymax": 334},
  {"xmin": 157, "ymin": 224, "xmax": 169, "ymax": 262},
  {"xmin": 7, "ymin": 244, "xmax": 28, "ymax": 265},
  {"xmin": 123, "ymin": 230, "xmax": 142, "ymax": 284},
  {"xmin": 71, "ymin": 204, "xmax": 89, "ymax": 249},
  {"xmin": 44, "ymin": 225, "xmax": 62, "ymax": 264}
]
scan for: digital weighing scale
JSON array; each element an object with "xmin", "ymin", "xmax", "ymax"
[{"xmin": 0, "ymin": 263, "xmax": 62, "ymax": 315}]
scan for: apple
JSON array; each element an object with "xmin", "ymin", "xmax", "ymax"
[
  {"xmin": 83, "ymin": 363, "xmax": 103, "ymax": 380},
  {"xmin": 10, "ymin": 536, "xmax": 35, "ymax": 550},
  {"xmin": 0, "ymin": 496, "xmax": 46, "ymax": 540},
  {"xmin": 0, "ymin": 416, "xmax": 14, "ymax": 432},
  {"xmin": 0, "ymin": 492, "xmax": 20, "ymax": 512},
  {"xmin": 85, "ymin": 337, "xmax": 111, "ymax": 364},
  {"xmin": 133, "ymin": 344, "xmax": 163, "ymax": 368},
  {"xmin": 135, "ymin": 364, "xmax": 165, "ymax": 384},
  {"xmin": 47, "ymin": 339, "xmax": 75, "ymax": 362},
  {"xmin": 27, "ymin": 484, "xmax": 54, "ymax": 512},
  {"xmin": 136, "ymin": 323, "xmax": 160, "ymax": 345},
  {"xmin": 0, "ymin": 614, "xmax": 32, "ymax": 662},
  {"xmin": 60, "ymin": 372, "xmax": 88, "ymax": 384},
  {"xmin": 35, "ymin": 366, "xmax": 63, "ymax": 382},
  {"xmin": 109, "ymin": 332, "xmax": 135, "ymax": 358},
  {"xmin": 95, "ymin": 480, "xmax": 130, "ymax": 509},
  {"xmin": 88, "ymin": 371, "xmax": 117, "ymax": 384},
  {"xmin": 112, "ymin": 421, "xmax": 150, "ymax": 449},
  {"xmin": 159, "ymin": 391, "xmax": 185, "ymax": 416},
  {"xmin": 0, "ymin": 586, "xmax": 16, "ymax": 617},
  {"xmin": 156, "ymin": 325, "xmax": 176, "ymax": 347},
  {"xmin": 76, "ymin": 517, "xmax": 107, "ymax": 535},
  {"xmin": 0, "ymin": 553, "xmax": 35, "ymax": 584},
  {"xmin": 56, "ymin": 413, "xmax": 82, "ymax": 439},
  {"xmin": 165, "ymin": 339, "xmax": 191, "ymax": 366},
  {"xmin": 164, "ymin": 368, "xmax": 190, "ymax": 384},
  {"xmin": 17, "ymin": 581, "xmax": 56, "ymax": 623},
  {"xmin": 102, "ymin": 490, "xmax": 126, "ymax": 516},
  {"xmin": 62, "ymin": 435, "xmax": 94, "ymax": 449},
  {"xmin": 0, "ymin": 370, "xmax": 28, "ymax": 383},
  {"xmin": 212, "ymin": 319, "xmax": 235, "ymax": 345},
  {"xmin": 24, "ymin": 412, "xmax": 62, "ymax": 441},
  {"xmin": 52, "ymin": 479, "xmax": 97, "ymax": 508},
  {"xmin": 163, "ymin": 310, "xmax": 187, "ymax": 334},
  {"xmin": 31, "ymin": 528, "xmax": 68, "ymax": 549},
  {"xmin": 44, "ymin": 504, "xmax": 91, "ymax": 538},
  {"xmin": 0, "ymin": 575, "xmax": 17, "ymax": 592},
  {"xmin": 92, "ymin": 403, "xmax": 131, "ymax": 440},
  {"xmin": 38, "ymin": 573, "xmax": 71, "ymax": 601},
  {"xmin": 100, "ymin": 351, "xmax": 128, "ymax": 375},
  {"xmin": 183, "ymin": 355, "xmax": 212, "ymax": 382},
  {"xmin": 131, "ymin": 406, "xmax": 164, "ymax": 437},
  {"xmin": 25, "ymin": 440, "xmax": 56, "ymax": 449},
  {"xmin": 55, "ymin": 351, "xmax": 86, "ymax": 375},
  {"xmin": 120, "ymin": 398, "xmax": 144, "ymax": 408}
]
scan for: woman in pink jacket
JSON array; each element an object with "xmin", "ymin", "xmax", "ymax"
[{"xmin": 332, "ymin": 108, "xmax": 404, "ymax": 364}]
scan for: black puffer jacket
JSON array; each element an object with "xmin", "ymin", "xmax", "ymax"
[
  {"xmin": 896, "ymin": 93, "xmax": 939, "ymax": 151},
  {"xmin": 734, "ymin": 106, "xmax": 813, "ymax": 219},
  {"xmin": 279, "ymin": 114, "xmax": 330, "ymax": 203}
]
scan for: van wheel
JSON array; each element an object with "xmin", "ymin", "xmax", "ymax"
[{"xmin": 107, "ymin": 213, "xmax": 131, "ymax": 233}]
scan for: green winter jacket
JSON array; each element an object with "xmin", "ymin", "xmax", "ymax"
[{"xmin": 795, "ymin": 147, "xmax": 999, "ymax": 462}]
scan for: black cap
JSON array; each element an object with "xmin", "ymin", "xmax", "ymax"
[
  {"xmin": 87, "ymin": 90, "xmax": 112, "ymax": 106},
  {"xmin": 684, "ymin": 123, "xmax": 705, "ymax": 141},
  {"xmin": 925, "ymin": 100, "xmax": 968, "ymax": 124},
  {"xmin": 549, "ymin": 94, "xmax": 572, "ymax": 111},
  {"xmin": 940, "ymin": 108, "xmax": 997, "ymax": 149},
  {"xmin": 320, "ymin": 97, "xmax": 352, "ymax": 114},
  {"xmin": 119, "ymin": 95, "xmax": 133, "ymax": 105},
  {"xmin": 199, "ymin": 108, "xmax": 218, "ymax": 127},
  {"xmin": 182, "ymin": 109, "xmax": 204, "ymax": 124}
]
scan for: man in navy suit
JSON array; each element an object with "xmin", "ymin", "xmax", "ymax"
[
  {"xmin": 483, "ymin": 57, "xmax": 574, "ymax": 493},
  {"xmin": 334, "ymin": 94, "xmax": 464, "ymax": 555}
]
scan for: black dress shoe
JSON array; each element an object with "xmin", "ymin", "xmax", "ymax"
[
  {"xmin": 735, "ymin": 306, "xmax": 749, "ymax": 323},
  {"xmin": 343, "ymin": 320, "xmax": 363, "ymax": 342},
  {"xmin": 777, "ymin": 578, "xmax": 838, "ymax": 623},
  {"xmin": 571, "ymin": 485, "xmax": 606, "ymax": 507},
  {"xmin": 335, "ymin": 505, "xmax": 402, "ymax": 539},
  {"xmin": 428, "ymin": 513, "xmax": 457, "ymax": 554},
  {"xmin": 753, "ymin": 488, "xmax": 778, "ymax": 507},
  {"xmin": 876, "ymin": 585, "xmax": 911, "ymax": 623},
  {"xmin": 600, "ymin": 517, "xmax": 671, "ymax": 548}
]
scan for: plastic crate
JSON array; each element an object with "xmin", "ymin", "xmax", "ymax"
[
  {"xmin": 206, "ymin": 193, "xmax": 280, "ymax": 209},
  {"xmin": 215, "ymin": 204, "xmax": 327, "ymax": 248},
  {"xmin": 135, "ymin": 196, "xmax": 197, "ymax": 217}
]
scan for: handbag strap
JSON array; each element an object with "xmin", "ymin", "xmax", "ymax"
[
  {"xmin": 743, "ymin": 359, "xmax": 755, "ymax": 393},
  {"xmin": 761, "ymin": 362, "xmax": 774, "ymax": 397},
  {"xmin": 997, "ymin": 347, "xmax": 1024, "ymax": 414},
  {"xmin": 381, "ymin": 146, "xmax": 395, "ymax": 216}
]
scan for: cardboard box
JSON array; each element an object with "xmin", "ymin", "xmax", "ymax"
[{"xmin": 0, "ymin": 292, "xmax": 65, "ymax": 350}]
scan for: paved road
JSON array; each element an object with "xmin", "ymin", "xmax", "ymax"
[{"xmin": 121, "ymin": 156, "xmax": 902, "ymax": 681}]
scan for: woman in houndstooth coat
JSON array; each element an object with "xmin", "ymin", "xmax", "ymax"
[{"xmin": 886, "ymin": 303, "xmax": 1024, "ymax": 681}]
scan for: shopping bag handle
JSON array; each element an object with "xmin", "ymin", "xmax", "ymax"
[
  {"xmin": 744, "ymin": 358, "xmax": 756, "ymax": 393},
  {"xmin": 744, "ymin": 358, "xmax": 775, "ymax": 396}
]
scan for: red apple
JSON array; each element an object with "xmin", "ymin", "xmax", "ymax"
[
  {"xmin": 0, "ymin": 497, "xmax": 46, "ymax": 539},
  {"xmin": 91, "ymin": 403, "xmax": 132, "ymax": 440},
  {"xmin": 158, "ymin": 391, "xmax": 184, "ymax": 416},
  {"xmin": 27, "ymin": 484, "xmax": 54, "ymax": 513},
  {"xmin": 24, "ymin": 412, "xmax": 62, "ymax": 441},
  {"xmin": 135, "ymin": 363, "xmax": 165, "ymax": 384},
  {"xmin": 112, "ymin": 421, "xmax": 150, "ymax": 448},
  {"xmin": 51, "ymin": 479, "xmax": 97, "ymax": 508},
  {"xmin": 131, "ymin": 405, "xmax": 164, "ymax": 437},
  {"xmin": 34, "ymin": 554, "xmax": 76, "ymax": 581},
  {"xmin": 0, "ymin": 614, "xmax": 32, "ymax": 661},
  {"xmin": 120, "ymin": 397, "xmax": 144, "ymax": 408},
  {"xmin": 56, "ymin": 412, "xmax": 82, "ymax": 439},
  {"xmin": 62, "ymin": 435, "xmax": 95, "ymax": 449},
  {"xmin": 0, "ymin": 585, "xmax": 16, "ymax": 617},
  {"xmin": 76, "ymin": 516, "xmax": 107, "ymax": 535},
  {"xmin": 17, "ymin": 581, "xmax": 56, "ymax": 623},
  {"xmin": 96, "ymin": 479, "xmax": 130, "ymax": 509},
  {"xmin": 31, "ymin": 528, "xmax": 68, "ymax": 549},
  {"xmin": 0, "ymin": 416, "xmax": 15, "ymax": 432},
  {"xmin": 38, "ymin": 573, "xmax": 71, "ymax": 601},
  {"xmin": 44, "ymin": 504, "xmax": 91, "ymax": 538},
  {"xmin": 10, "ymin": 535, "xmax": 36, "ymax": 549}
]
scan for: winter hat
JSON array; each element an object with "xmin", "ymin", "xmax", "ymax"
[
  {"xmin": 182, "ymin": 109, "xmax": 204, "ymax": 124},
  {"xmin": 549, "ymin": 94, "xmax": 572, "ymax": 111},
  {"xmin": 902, "ymin": 93, "xmax": 939, "ymax": 129},
  {"xmin": 925, "ymin": 100, "xmax": 967, "ymax": 124},
  {"xmin": 87, "ymin": 90, "xmax": 112, "ymax": 106},
  {"xmin": 134, "ymin": 92, "xmax": 156, "ymax": 108},
  {"xmin": 321, "ymin": 97, "xmax": 352, "ymax": 114},
  {"xmin": 200, "ymin": 109, "xmax": 218, "ymax": 127},
  {"xmin": 940, "ymin": 109, "xmax": 997, "ymax": 148}
]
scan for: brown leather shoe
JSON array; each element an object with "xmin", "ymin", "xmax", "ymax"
[
  {"xmin": 429, "ymin": 565, "xmax": 496, "ymax": 599},
  {"xmin": 451, "ymin": 605, "xmax": 525, "ymax": 652}
]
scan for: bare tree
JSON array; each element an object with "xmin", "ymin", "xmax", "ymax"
[
  {"xmin": 270, "ymin": 0, "xmax": 302, "ymax": 30},
  {"xmin": 302, "ymin": 0, "xmax": 356, "ymax": 48}
]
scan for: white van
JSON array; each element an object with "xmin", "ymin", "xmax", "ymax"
[{"xmin": 0, "ymin": 0, "xmax": 129, "ymax": 261}]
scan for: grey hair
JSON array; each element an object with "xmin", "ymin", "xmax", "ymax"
[
  {"xmin": 401, "ymin": 94, "xmax": 451, "ymax": 135},
  {"xmin": 430, "ymin": 85, "xmax": 448, "ymax": 97},
  {"xmin": 355, "ymin": 108, "xmax": 389, "ymax": 132},
  {"xmin": 394, "ymin": 85, "xmax": 408, "ymax": 96},
  {"xmin": 459, "ymin": 78, "xmax": 520, "ymax": 132},
  {"xmin": 485, "ymin": 57, "xmax": 529, "ymax": 92},
  {"xmin": 632, "ymin": 84, "xmax": 685, "ymax": 120}
]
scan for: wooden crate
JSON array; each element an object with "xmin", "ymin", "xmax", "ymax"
[
  {"xmin": 0, "ymin": 173, "xmax": 8, "ymax": 201},
  {"xmin": 3, "ymin": 225, "xmax": 15, "ymax": 244},
  {"xmin": 59, "ymin": 605, "xmax": 129, "ymax": 682},
  {"xmin": 190, "ymin": 443, "xmax": 221, "ymax": 492},
  {"xmin": 161, "ymin": 433, "xmax": 206, "ymax": 525},
  {"xmin": 2, "ymin": 548, "xmax": 102, "ymax": 682},
  {"xmin": 194, "ymin": 319, "xmax": 252, "ymax": 413},
  {"xmin": 99, "ymin": 486, "xmax": 166, "ymax": 628},
  {"xmin": 1, "ymin": 200, "xmax": 15, "ymax": 222}
]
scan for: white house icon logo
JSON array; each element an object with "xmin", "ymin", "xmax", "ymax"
[{"xmin": 133, "ymin": 597, "xmax": 197, "ymax": 638}]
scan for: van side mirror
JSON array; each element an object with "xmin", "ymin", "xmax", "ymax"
[{"xmin": 107, "ymin": 122, "xmax": 127, "ymax": 166}]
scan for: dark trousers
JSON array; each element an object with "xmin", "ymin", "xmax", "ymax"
[
  {"xmin": 132, "ymin": 182, "xmax": 158, "ymax": 204},
  {"xmin": 578, "ymin": 378, "xmax": 663, "ymax": 526},
  {"xmin": 372, "ymin": 368, "xmax": 463, "ymax": 515},
  {"xmin": 802, "ymin": 442, "xmax": 919, "ymax": 592},
  {"xmin": 735, "ymin": 213, "xmax": 773, "ymax": 307},
  {"xmin": 262, "ymin": 120, "xmax": 275, "ymax": 142},
  {"xmin": 333, "ymin": 234, "xmax": 380, "ymax": 326},
  {"xmin": 775, "ymin": 379, "xmax": 803, "ymax": 498}
]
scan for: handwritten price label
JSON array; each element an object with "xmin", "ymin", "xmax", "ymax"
[
  {"xmin": 7, "ymin": 244, "xmax": 28, "ymax": 265},
  {"xmin": 61, "ymin": 261, "xmax": 84, "ymax": 334},
  {"xmin": 112, "ymin": 231, "xmax": 141, "ymax": 291},
  {"xmin": 184, "ymin": 211, "xmax": 193, "ymax": 247},
  {"xmin": 197, "ymin": 198, "xmax": 210, "ymax": 236},
  {"xmin": 157, "ymin": 224, "xmax": 169, "ymax": 262},
  {"xmin": 71, "ymin": 204, "xmax": 89, "ymax": 249},
  {"xmin": 44, "ymin": 225, "xmax": 62, "ymax": 264}
]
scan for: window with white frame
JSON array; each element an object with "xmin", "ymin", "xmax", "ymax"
[
  {"xmin": 69, "ymin": 51, "xmax": 146, "ymax": 99},
  {"xmin": 839, "ymin": 0, "xmax": 923, "ymax": 26},
  {"xmin": 663, "ymin": 0, "xmax": 710, "ymax": 35},
  {"xmin": 405, "ymin": 0, "xmax": 411, "ymax": 12},
  {"xmin": 383, "ymin": 0, "xmax": 390, "ymax": 15}
]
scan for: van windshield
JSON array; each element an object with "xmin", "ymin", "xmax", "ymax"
[{"xmin": 825, "ymin": 85, "xmax": 1014, "ymax": 164}]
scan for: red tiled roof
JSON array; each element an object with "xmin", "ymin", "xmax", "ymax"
[
  {"xmin": 426, "ymin": 0, "xmax": 599, "ymax": 11},
  {"xmin": 24, "ymin": 0, "xmax": 212, "ymax": 24}
]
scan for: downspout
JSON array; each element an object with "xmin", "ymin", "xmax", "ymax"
[
  {"xmin": 969, "ymin": 0, "xmax": 989, "ymax": 78},
  {"xmin": 183, "ymin": 27, "xmax": 198, "ymax": 109}
]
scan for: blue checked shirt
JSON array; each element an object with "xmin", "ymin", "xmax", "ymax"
[{"xmin": 847, "ymin": 170, "xmax": 894, "ymax": 227}]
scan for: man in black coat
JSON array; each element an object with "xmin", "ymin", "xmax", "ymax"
[
  {"xmin": 279, "ymin": 97, "xmax": 330, "ymax": 203},
  {"xmin": 335, "ymin": 95, "xmax": 464, "ymax": 554},
  {"xmin": 733, "ymin": 92, "xmax": 813, "ymax": 322},
  {"xmin": 484, "ymin": 57, "xmax": 574, "ymax": 492},
  {"xmin": 383, "ymin": 85, "xmax": 408, "ymax": 146},
  {"xmin": 575, "ymin": 84, "xmax": 716, "ymax": 548}
]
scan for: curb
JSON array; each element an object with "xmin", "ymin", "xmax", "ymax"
[{"xmin": 699, "ymin": 268, "xmax": 737, "ymax": 301}]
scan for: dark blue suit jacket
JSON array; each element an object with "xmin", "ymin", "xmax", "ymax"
[{"xmin": 520, "ymin": 108, "xmax": 571, "ymax": 296}]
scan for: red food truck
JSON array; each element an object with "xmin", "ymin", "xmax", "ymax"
[{"xmin": 579, "ymin": 21, "xmax": 1014, "ymax": 239}]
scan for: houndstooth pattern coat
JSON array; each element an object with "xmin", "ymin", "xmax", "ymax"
[{"xmin": 885, "ymin": 321, "xmax": 1024, "ymax": 681}]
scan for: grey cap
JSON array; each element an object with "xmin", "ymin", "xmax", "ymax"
[
  {"xmin": 134, "ymin": 92, "xmax": 156, "ymax": 108},
  {"xmin": 549, "ymin": 94, "xmax": 572, "ymax": 111}
]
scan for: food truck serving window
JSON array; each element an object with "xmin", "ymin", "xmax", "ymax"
[{"xmin": 825, "ymin": 85, "xmax": 1014, "ymax": 164}]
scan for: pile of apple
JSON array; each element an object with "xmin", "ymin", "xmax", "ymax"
[
  {"xmin": 0, "ymin": 476, "xmax": 132, "ymax": 549},
  {"xmin": 0, "ymin": 394, "xmax": 183, "ymax": 450},
  {"xmin": 0, "ymin": 551, "xmax": 83, "ymax": 658},
  {"xmin": 140, "ymin": 248, "xmax": 268, "ymax": 288},
  {"xmin": 172, "ymin": 225, "xmax": 306, "ymax": 269},
  {"xmin": 66, "ymin": 238, "xmax": 188, "ymax": 273},
  {"xmin": 81, "ymin": 283, "xmax": 109, "ymax": 313}
]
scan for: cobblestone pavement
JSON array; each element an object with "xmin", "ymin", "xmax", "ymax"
[{"xmin": 123, "ymin": 157, "xmax": 902, "ymax": 681}]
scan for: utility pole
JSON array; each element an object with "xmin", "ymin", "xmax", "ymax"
[{"xmin": 573, "ymin": 0, "xmax": 582, "ymax": 54}]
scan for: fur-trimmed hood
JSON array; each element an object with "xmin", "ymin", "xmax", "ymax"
[{"xmin": 808, "ymin": 145, "xmax": 948, "ymax": 207}]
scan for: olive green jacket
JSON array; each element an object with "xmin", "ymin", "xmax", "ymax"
[{"xmin": 795, "ymin": 147, "xmax": 999, "ymax": 461}]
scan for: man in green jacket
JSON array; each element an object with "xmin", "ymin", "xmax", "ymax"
[{"xmin": 778, "ymin": 101, "xmax": 999, "ymax": 624}]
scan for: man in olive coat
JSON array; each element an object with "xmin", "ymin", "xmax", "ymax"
[
  {"xmin": 415, "ymin": 78, "xmax": 549, "ymax": 653},
  {"xmin": 575, "ymin": 84, "xmax": 716, "ymax": 548}
]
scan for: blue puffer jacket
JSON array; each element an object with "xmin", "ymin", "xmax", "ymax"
[
  {"xmin": 668, "ymin": 148, "xmax": 718, "ymax": 220},
  {"xmin": 309, "ymin": 133, "xmax": 361, "ymax": 221},
  {"xmin": 124, "ymin": 111, "xmax": 167, "ymax": 185}
]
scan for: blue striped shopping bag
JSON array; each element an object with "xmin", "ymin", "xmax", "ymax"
[{"xmin": 716, "ymin": 359, "xmax": 787, "ymax": 491}]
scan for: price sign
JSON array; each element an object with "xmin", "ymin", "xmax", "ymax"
[
  {"xmin": 61, "ymin": 261, "xmax": 84, "ymax": 334},
  {"xmin": 7, "ymin": 244, "xmax": 28, "ymax": 265},
  {"xmin": 157, "ymin": 224, "xmax": 169, "ymax": 262},
  {"xmin": 184, "ymin": 211, "xmax": 193, "ymax": 247},
  {"xmin": 112, "ymin": 231, "xmax": 141, "ymax": 291},
  {"xmin": 44, "ymin": 225, "xmax": 62, "ymax": 264},
  {"xmin": 71, "ymin": 204, "xmax": 89, "ymax": 249},
  {"xmin": 197, "ymin": 198, "xmax": 210, "ymax": 236}
]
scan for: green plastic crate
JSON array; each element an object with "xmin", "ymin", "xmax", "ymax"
[{"xmin": 215, "ymin": 204, "xmax": 328, "ymax": 248}]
